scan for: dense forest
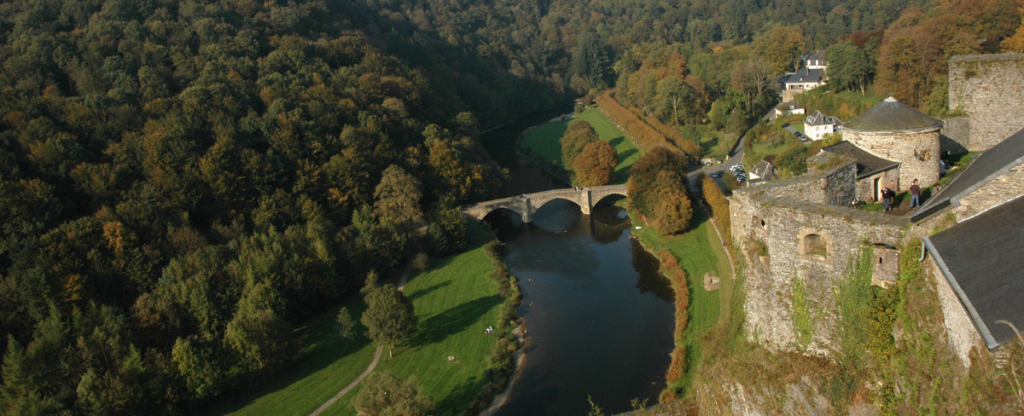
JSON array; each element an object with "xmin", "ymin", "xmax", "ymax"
[{"xmin": 0, "ymin": 0, "xmax": 1021, "ymax": 414}]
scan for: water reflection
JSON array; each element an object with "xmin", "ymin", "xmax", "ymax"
[{"xmin": 490, "ymin": 199, "xmax": 674, "ymax": 416}]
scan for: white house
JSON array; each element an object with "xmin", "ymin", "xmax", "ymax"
[
  {"xmin": 774, "ymin": 101, "xmax": 805, "ymax": 119},
  {"xmin": 804, "ymin": 110, "xmax": 842, "ymax": 141},
  {"xmin": 801, "ymin": 50, "xmax": 827, "ymax": 70}
]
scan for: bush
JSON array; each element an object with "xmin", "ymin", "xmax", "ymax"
[
  {"xmin": 701, "ymin": 176, "xmax": 732, "ymax": 247},
  {"xmin": 412, "ymin": 252, "xmax": 430, "ymax": 272},
  {"xmin": 775, "ymin": 146, "xmax": 809, "ymax": 177}
]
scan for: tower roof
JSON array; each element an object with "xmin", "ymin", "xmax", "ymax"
[{"xmin": 843, "ymin": 97, "xmax": 943, "ymax": 132}]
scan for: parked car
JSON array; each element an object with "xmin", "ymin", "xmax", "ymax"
[{"xmin": 710, "ymin": 171, "xmax": 723, "ymax": 178}]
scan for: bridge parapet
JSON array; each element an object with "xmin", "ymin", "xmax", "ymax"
[{"xmin": 462, "ymin": 184, "xmax": 628, "ymax": 223}]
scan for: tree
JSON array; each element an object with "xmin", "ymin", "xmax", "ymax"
[
  {"xmin": 775, "ymin": 147, "xmax": 809, "ymax": 177},
  {"xmin": 656, "ymin": 76, "xmax": 692, "ymax": 126},
  {"xmin": 752, "ymin": 26, "xmax": 805, "ymax": 73},
  {"xmin": 425, "ymin": 206, "xmax": 467, "ymax": 257},
  {"xmin": 361, "ymin": 284, "xmax": 418, "ymax": 357},
  {"xmin": 351, "ymin": 371, "xmax": 434, "ymax": 416},
  {"xmin": 560, "ymin": 121, "xmax": 599, "ymax": 170},
  {"xmin": 373, "ymin": 165, "xmax": 424, "ymax": 230},
  {"xmin": 654, "ymin": 189, "xmax": 693, "ymax": 235},
  {"xmin": 1001, "ymin": 4, "xmax": 1024, "ymax": 53},
  {"xmin": 337, "ymin": 307, "xmax": 356, "ymax": 346},
  {"xmin": 573, "ymin": 141, "xmax": 618, "ymax": 186},
  {"xmin": 825, "ymin": 41, "xmax": 874, "ymax": 94}
]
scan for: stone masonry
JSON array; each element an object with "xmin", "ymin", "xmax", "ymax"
[
  {"xmin": 948, "ymin": 53, "xmax": 1024, "ymax": 152},
  {"xmin": 951, "ymin": 163, "xmax": 1024, "ymax": 220},
  {"xmin": 737, "ymin": 196, "xmax": 907, "ymax": 354},
  {"xmin": 461, "ymin": 184, "xmax": 627, "ymax": 222},
  {"xmin": 845, "ymin": 128, "xmax": 941, "ymax": 189},
  {"xmin": 927, "ymin": 255, "xmax": 985, "ymax": 368}
]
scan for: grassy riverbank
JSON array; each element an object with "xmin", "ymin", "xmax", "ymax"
[
  {"xmin": 629, "ymin": 207, "xmax": 734, "ymax": 398},
  {"xmin": 519, "ymin": 108, "xmax": 641, "ymax": 184},
  {"xmin": 209, "ymin": 221, "xmax": 507, "ymax": 416}
]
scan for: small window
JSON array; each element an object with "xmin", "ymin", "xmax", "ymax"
[{"xmin": 804, "ymin": 234, "xmax": 826, "ymax": 257}]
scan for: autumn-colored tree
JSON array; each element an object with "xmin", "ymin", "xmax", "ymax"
[
  {"xmin": 654, "ymin": 189, "xmax": 693, "ymax": 235},
  {"xmin": 573, "ymin": 141, "xmax": 619, "ymax": 186},
  {"xmin": 373, "ymin": 165, "xmax": 424, "ymax": 230},
  {"xmin": 560, "ymin": 121, "xmax": 599, "ymax": 169},
  {"xmin": 1002, "ymin": 5, "xmax": 1024, "ymax": 53},
  {"xmin": 752, "ymin": 26, "xmax": 805, "ymax": 73}
]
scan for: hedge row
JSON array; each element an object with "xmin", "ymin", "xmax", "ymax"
[
  {"xmin": 701, "ymin": 175, "xmax": 732, "ymax": 249},
  {"xmin": 596, "ymin": 91, "xmax": 684, "ymax": 155},
  {"xmin": 642, "ymin": 113, "xmax": 704, "ymax": 157},
  {"xmin": 655, "ymin": 248, "xmax": 690, "ymax": 403},
  {"xmin": 460, "ymin": 240, "xmax": 523, "ymax": 415}
]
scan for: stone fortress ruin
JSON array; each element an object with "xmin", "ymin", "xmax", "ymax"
[{"xmin": 728, "ymin": 53, "xmax": 1024, "ymax": 369}]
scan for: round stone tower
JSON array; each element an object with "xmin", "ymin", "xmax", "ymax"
[{"xmin": 842, "ymin": 97, "xmax": 943, "ymax": 189}]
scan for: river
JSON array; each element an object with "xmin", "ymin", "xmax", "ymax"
[{"xmin": 479, "ymin": 110, "xmax": 675, "ymax": 415}]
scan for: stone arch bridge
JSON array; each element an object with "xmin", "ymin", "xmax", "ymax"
[{"xmin": 462, "ymin": 184, "xmax": 628, "ymax": 223}]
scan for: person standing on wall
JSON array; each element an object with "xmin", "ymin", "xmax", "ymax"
[
  {"xmin": 882, "ymin": 181, "xmax": 893, "ymax": 211},
  {"xmin": 909, "ymin": 179, "xmax": 921, "ymax": 208}
]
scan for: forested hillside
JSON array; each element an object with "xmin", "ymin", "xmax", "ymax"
[{"xmin": 0, "ymin": 0, "xmax": 1021, "ymax": 414}]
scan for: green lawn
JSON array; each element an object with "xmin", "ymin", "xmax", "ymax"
[
  {"xmin": 208, "ymin": 221, "xmax": 503, "ymax": 416},
  {"xmin": 202, "ymin": 301, "xmax": 379, "ymax": 416},
  {"xmin": 629, "ymin": 208, "xmax": 731, "ymax": 395},
  {"xmin": 791, "ymin": 123, "xmax": 805, "ymax": 134},
  {"xmin": 520, "ymin": 108, "xmax": 641, "ymax": 183},
  {"xmin": 324, "ymin": 221, "xmax": 503, "ymax": 416}
]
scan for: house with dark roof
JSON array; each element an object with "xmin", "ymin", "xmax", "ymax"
[
  {"xmin": 782, "ymin": 68, "xmax": 824, "ymax": 92},
  {"xmin": 804, "ymin": 110, "xmax": 842, "ymax": 141},
  {"xmin": 810, "ymin": 141, "xmax": 900, "ymax": 202},
  {"xmin": 774, "ymin": 101, "xmax": 804, "ymax": 119},
  {"xmin": 801, "ymin": 50, "xmax": 827, "ymax": 70}
]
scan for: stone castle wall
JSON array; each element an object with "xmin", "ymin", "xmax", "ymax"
[
  {"xmin": 948, "ymin": 53, "xmax": 1024, "ymax": 151},
  {"xmin": 952, "ymin": 162, "xmax": 1024, "ymax": 220},
  {"xmin": 845, "ymin": 128, "xmax": 941, "ymax": 189},
  {"xmin": 927, "ymin": 255, "xmax": 985, "ymax": 369},
  {"xmin": 855, "ymin": 168, "xmax": 900, "ymax": 203},
  {"xmin": 739, "ymin": 196, "xmax": 907, "ymax": 354}
]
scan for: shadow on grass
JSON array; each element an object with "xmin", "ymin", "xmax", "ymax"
[
  {"xmin": 434, "ymin": 375, "xmax": 485, "ymax": 415},
  {"xmin": 407, "ymin": 280, "xmax": 452, "ymax": 301},
  {"xmin": 609, "ymin": 136, "xmax": 625, "ymax": 147},
  {"xmin": 618, "ymin": 148, "xmax": 638, "ymax": 162},
  {"xmin": 410, "ymin": 295, "xmax": 504, "ymax": 347},
  {"xmin": 196, "ymin": 297, "xmax": 373, "ymax": 416}
]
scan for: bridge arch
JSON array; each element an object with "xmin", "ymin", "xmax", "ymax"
[{"xmin": 462, "ymin": 184, "xmax": 628, "ymax": 224}]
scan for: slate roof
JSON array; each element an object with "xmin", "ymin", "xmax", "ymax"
[
  {"xmin": 783, "ymin": 68, "xmax": 823, "ymax": 85},
  {"xmin": 801, "ymin": 50, "xmax": 827, "ymax": 66},
  {"xmin": 843, "ymin": 97, "xmax": 943, "ymax": 132},
  {"xmin": 776, "ymin": 101, "xmax": 803, "ymax": 111},
  {"xmin": 911, "ymin": 127, "xmax": 1024, "ymax": 221},
  {"xmin": 813, "ymin": 141, "xmax": 899, "ymax": 179},
  {"xmin": 805, "ymin": 110, "xmax": 841, "ymax": 126},
  {"xmin": 923, "ymin": 194, "xmax": 1024, "ymax": 349}
]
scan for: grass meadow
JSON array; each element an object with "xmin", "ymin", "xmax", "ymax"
[
  {"xmin": 210, "ymin": 221, "xmax": 503, "ymax": 416},
  {"xmin": 630, "ymin": 207, "xmax": 734, "ymax": 396},
  {"xmin": 520, "ymin": 108, "xmax": 641, "ymax": 183}
]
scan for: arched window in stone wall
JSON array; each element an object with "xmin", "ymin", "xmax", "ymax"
[{"xmin": 803, "ymin": 234, "xmax": 827, "ymax": 257}]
